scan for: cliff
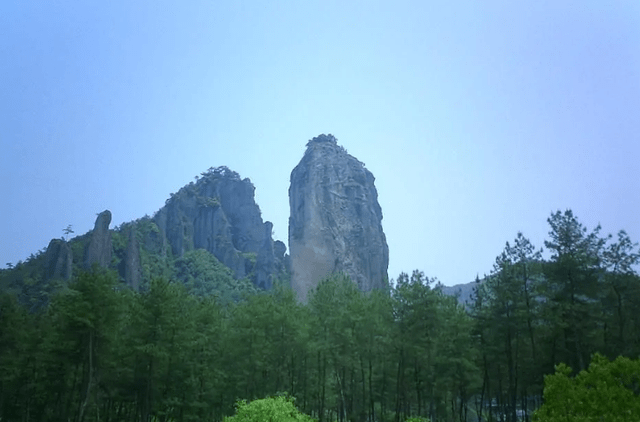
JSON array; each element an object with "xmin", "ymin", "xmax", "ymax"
[
  {"xmin": 85, "ymin": 210, "xmax": 112, "ymax": 269},
  {"xmin": 152, "ymin": 166, "xmax": 285, "ymax": 289},
  {"xmin": 123, "ymin": 224, "xmax": 142, "ymax": 291},
  {"xmin": 289, "ymin": 134, "xmax": 389, "ymax": 301},
  {"xmin": 44, "ymin": 238, "xmax": 72, "ymax": 280},
  {"xmin": 1, "ymin": 166, "xmax": 287, "ymax": 302}
]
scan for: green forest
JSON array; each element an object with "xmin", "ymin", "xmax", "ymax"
[{"xmin": 1, "ymin": 209, "xmax": 640, "ymax": 422}]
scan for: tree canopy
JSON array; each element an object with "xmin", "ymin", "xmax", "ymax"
[{"xmin": 1, "ymin": 209, "xmax": 639, "ymax": 422}]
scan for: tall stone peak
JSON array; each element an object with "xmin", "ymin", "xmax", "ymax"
[
  {"xmin": 289, "ymin": 134, "xmax": 389, "ymax": 302},
  {"xmin": 85, "ymin": 210, "xmax": 113, "ymax": 269}
]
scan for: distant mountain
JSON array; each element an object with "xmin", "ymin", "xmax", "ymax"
[
  {"xmin": 440, "ymin": 278, "xmax": 482, "ymax": 306},
  {"xmin": 0, "ymin": 166, "xmax": 288, "ymax": 308}
]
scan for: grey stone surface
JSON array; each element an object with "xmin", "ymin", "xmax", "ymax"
[
  {"xmin": 85, "ymin": 210, "xmax": 112, "ymax": 269},
  {"xmin": 45, "ymin": 238, "xmax": 73, "ymax": 280},
  {"xmin": 124, "ymin": 223, "xmax": 142, "ymax": 291},
  {"xmin": 289, "ymin": 134, "xmax": 389, "ymax": 301},
  {"xmin": 153, "ymin": 166, "xmax": 285, "ymax": 288},
  {"xmin": 274, "ymin": 240, "xmax": 286, "ymax": 261}
]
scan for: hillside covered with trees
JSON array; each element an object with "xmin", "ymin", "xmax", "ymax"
[{"xmin": 1, "ymin": 209, "xmax": 639, "ymax": 422}]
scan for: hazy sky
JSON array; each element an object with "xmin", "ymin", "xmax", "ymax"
[{"xmin": 2, "ymin": 1, "xmax": 639, "ymax": 286}]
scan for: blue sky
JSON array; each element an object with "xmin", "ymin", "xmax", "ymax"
[{"xmin": 2, "ymin": 1, "xmax": 639, "ymax": 286}]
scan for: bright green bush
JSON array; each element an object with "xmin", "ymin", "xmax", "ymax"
[
  {"xmin": 224, "ymin": 396, "xmax": 315, "ymax": 422},
  {"xmin": 533, "ymin": 353, "xmax": 640, "ymax": 421}
]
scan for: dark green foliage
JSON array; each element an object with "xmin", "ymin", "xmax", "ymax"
[
  {"xmin": 110, "ymin": 229, "xmax": 127, "ymax": 269},
  {"xmin": 0, "ymin": 268, "xmax": 483, "ymax": 422},
  {"xmin": 70, "ymin": 232, "xmax": 91, "ymax": 267},
  {"xmin": 0, "ymin": 248, "xmax": 57, "ymax": 311},
  {"xmin": 1, "ymin": 208, "xmax": 639, "ymax": 422},
  {"xmin": 542, "ymin": 209, "xmax": 608, "ymax": 372},
  {"xmin": 601, "ymin": 230, "xmax": 640, "ymax": 357},
  {"xmin": 174, "ymin": 248, "xmax": 256, "ymax": 303},
  {"xmin": 391, "ymin": 271, "xmax": 479, "ymax": 422},
  {"xmin": 0, "ymin": 269, "xmax": 124, "ymax": 421},
  {"xmin": 471, "ymin": 232, "xmax": 545, "ymax": 421},
  {"xmin": 471, "ymin": 210, "xmax": 640, "ymax": 421},
  {"xmin": 133, "ymin": 217, "xmax": 175, "ymax": 284},
  {"xmin": 229, "ymin": 285, "xmax": 306, "ymax": 401},
  {"xmin": 0, "ymin": 291, "xmax": 33, "ymax": 417}
]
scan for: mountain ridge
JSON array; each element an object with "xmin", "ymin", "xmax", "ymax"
[{"xmin": 0, "ymin": 165, "xmax": 287, "ymax": 305}]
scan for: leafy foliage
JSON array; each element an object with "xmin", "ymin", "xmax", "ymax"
[
  {"xmin": 533, "ymin": 354, "xmax": 640, "ymax": 421},
  {"xmin": 225, "ymin": 396, "xmax": 315, "ymax": 422},
  {"xmin": 174, "ymin": 248, "xmax": 256, "ymax": 303}
]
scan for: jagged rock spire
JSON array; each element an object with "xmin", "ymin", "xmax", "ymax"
[{"xmin": 289, "ymin": 134, "xmax": 389, "ymax": 302}]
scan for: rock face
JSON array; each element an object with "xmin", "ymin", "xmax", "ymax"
[
  {"xmin": 2, "ymin": 168, "xmax": 290, "ymax": 304},
  {"xmin": 123, "ymin": 224, "xmax": 142, "ymax": 291},
  {"xmin": 289, "ymin": 134, "xmax": 389, "ymax": 301},
  {"xmin": 85, "ymin": 210, "xmax": 113, "ymax": 269},
  {"xmin": 44, "ymin": 238, "xmax": 73, "ymax": 280},
  {"xmin": 153, "ymin": 166, "xmax": 285, "ymax": 289}
]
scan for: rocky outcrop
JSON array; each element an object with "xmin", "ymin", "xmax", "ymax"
[
  {"xmin": 274, "ymin": 240, "xmax": 287, "ymax": 270},
  {"xmin": 3, "ymin": 167, "xmax": 290, "ymax": 303},
  {"xmin": 123, "ymin": 224, "xmax": 142, "ymax": 291},
  {"xmin": 153, "ymin": 166, "xmax": 286, "ymax": 289},
  {"xmin": 289, "ymin": 134, "xmax": 389, "ymax": 301},
  {"xmin": 44, "ymin": 238, "xmax": 73, "ymax": 280},
  {"xmin": 85, "ymin": 210, "xmax": 112, "ymax": 269}
]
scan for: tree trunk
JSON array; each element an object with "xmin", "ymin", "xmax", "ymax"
[{"xmin": 79, "ymin": 331, "xmax": 94, "ymax": 422}]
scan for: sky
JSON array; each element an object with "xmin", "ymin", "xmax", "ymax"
[{"xmin": 1, "ymin": 1, "xmax": 639, "ymax": 286}]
